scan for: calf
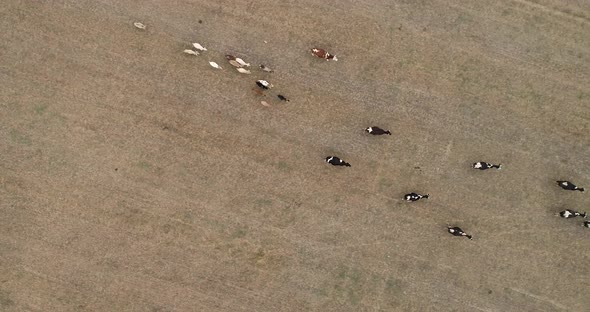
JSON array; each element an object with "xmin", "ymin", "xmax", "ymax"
[
  {"xmin": 556, "ymin": 209, "xmax": 587, "ymax": 219},
  {"xmin": 365, "ymin": 127, "xmax": 391, "ymax": 135},
  {"xmin": 325, "ymin": 156, "xmax": 351, "ymax": 167},
  {"xmin": 583, "ymin": 221, "xmax": 590, "ymax": 228},
  {"xmin": 447, "ymin": 226, "xmax": 473, "ymax": 240},
  {"xmin": 404, "ymin": 193, "xmax": 429, "ymax": 202},
  {"xmin": 473, "ymin": 162, "xmax": 501, "ymax": 170},
  {"xmin": 557, "ymin": 181, "xmax": 585, "ymax": 192}
]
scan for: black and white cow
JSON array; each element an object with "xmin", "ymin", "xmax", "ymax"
[
  {"xmin": 404, "ymin": 193, "xmax": 429, "ymax": 202},
  {"xmin": 557, "ymin": 181, "xmax": 585, "ymax": 192},
  {"xmin": 256, "ymin": 80, "xmax": 273, "ymax": 90},
  {"xmin": 556, "ymin": 209, "xmax": 587, "ymax": 219},
  {"xmin": 583, "ymin": 221, "xmax": 590, "ymax": 228},
  {"xmin": 365, "ymin": 127, "xmax": 391, "ymax": 135},
  {"xmin": 447, "ymin": 226, "xmax": 473, "ymax": 240},
  {"xmin": 325, "ymin": 156, "xmax": 351, "ymax": 167},
  {"xmin": 472, "ymin": 162, "xmax": 502, "ymax": 170}
]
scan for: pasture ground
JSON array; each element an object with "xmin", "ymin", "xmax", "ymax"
[{"xmin": 1, "ymin": 0, "xmax": 589, "ymax": 311}]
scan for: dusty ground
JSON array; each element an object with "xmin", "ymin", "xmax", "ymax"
[{"xmin": 1, "ymin": 0, "xmax": 589, "ymax": 311}]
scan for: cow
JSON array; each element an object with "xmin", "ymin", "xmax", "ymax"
[
  {"xmin": 277, "ymin": 95, "xmax": 290, "ymax": 102},
  {"xmin": 133, "ymin": 22, "xmax": 146, "ymax": 30},
  {"xmin": 583, "ymin": 220, "xmax": 590, "ymax": 228},
  {"xmin": 208, "ymin": 61, "xmax": 222, "ymax": 69},
  {"xmin": 256, "ymin": 80, "xmax": 273, "ymax": 89},
  {"xmin": 365, "ymin": 127, "xmax": 391, "ymax": 135},
  {"xmin": 183, "ymin": 49, "xmax": 199, "ymax": 56},
  {"xmin": 325, "ymin": 156, "xmax": 351, "ymax": 167},
  {"xmin": 236, "ymin": 68, "xmax": 251, "ymax": 74},
  {"xmin": 556, "ymin": 209, "xmax": 587, "ymax": 219},
  {"xmin": 447, "ymin": 226, "xmax": 473, "ymax": 240},
  {"xmin": 225, "ymin": 55, "xmax": 250, "ymax": 67},
  {"xmin": 311, "ymin": 48, "xmax": 338, "ymax": 61},
  {"xmin": 404, "ymin": 193, "xmax": 429, "ymax": 202},
  {"xmin": 557, "ymin": 181, "xmax": 585, "ymax": 192},
  {"xmin": 472, "ymin": 162, "xmax": 502, "ymax": 170},
  {"xmin": 192, "ymin": 43, "xmax": 207, "ymax": 51}
]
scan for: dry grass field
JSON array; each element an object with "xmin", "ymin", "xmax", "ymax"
[{"xmin": 1, "ymin": 0, "xmax": 589, "ymax": 311}]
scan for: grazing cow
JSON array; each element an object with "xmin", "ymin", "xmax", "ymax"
[
  {"xmin": 225, "ymin": 55, "xmax": 250, "ymax": 67},
  {"xmin": 404, "ymin": 193, "xmax": 429, "ymax": 202},
  {"xmin": 183, "ymin": 49, "xmax": 199, "ymax": 56},
  {"xmin": 583, "ymin": 221, "xmax": 590, "ymax": 228},
  {"xmin": 277, "ymin": 95, "xmax": 289, "ymax": 102},
  {"xmin": 325, "ymin": 156, "xmax": 351, "ymax": 167},
  {"xmin": 235, "ymin": 57, "xmax": 250, "ymax": 67},
  {"xmin": 225, "ymin": 56, "xmax": 243, "ymax": 68},
  {"xmin": 472, "ymin": 162, "xmax": 501, "ymax": 170},
  {"xmin": 208, "ymin": 61, "xmax": 222, "ymax": 69},
  {"xmin": 311, "ymin": 48, "xmax": 338, "ymax": 61},
  {"xmin": 256, "ymin": 80, "xmax": 273, "ymax": 89},
  {"xmin": 365, "ymin": 127, "xmax": 391, "ymax": 135},
  {"xmin": 557, "ymin": 181, "xmax": 585, "ymax": 192},
  {"xmin": 556, "ymin": 209, "xmax": 587, "ymax": 219},
  {"xmin": 228, "ymin": 60, "xmax": 242, "ymax": 68},
  {"xmin": 236, "ymin": 68, "xmax": 251, "ymax": 74},
  {"xmin": 192, "ymin": 43, "xmax": 207, "ymax": 51},
  {"xmin": 447, "ymin": 226, "xmax": 473, "ymax": 240}
]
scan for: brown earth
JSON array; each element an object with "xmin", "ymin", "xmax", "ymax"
[{"xmin": 1, "ymin": 0, "xmax": 589, "ymax": 311}]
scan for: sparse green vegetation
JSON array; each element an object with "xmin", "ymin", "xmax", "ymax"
[
  {"xmin": 379, "ymin": 177, "xmax": 392, "ymax": 192},
  {"xmin": 137, "ymin": 161, "xmax": 151, "ymax": 169},
  {"xmin": 277, "ymin": 161, "xmax": 289, "ymax": 171},
  {"xmin": 0, "ymin": 290, "xmax": 14, "ymax": 308},
  {"xmin": 9, "ymin": 129, "xmax": 32, "ymax": 145},
  {"xmin": 331, "ymin": 265, "xmax": 365, "ymax": 305},
  {"xmin": 231, "ymin": 226, "xmax": 248, "ymax": 239},
  {"xmin": 454, "ymin": 13, "xmax": 472, "ymax": 25},
  {"xmin": 34, "ymin": 104, "xmax": 47, "ymax": 115},
  {"xmin": 255, "ymin": 198, "xmax": 272, "ymax": 207}
]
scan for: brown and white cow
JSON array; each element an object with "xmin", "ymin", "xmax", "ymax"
[{"xmin": 311, "ymin": 48, "xmax": 338, "ymax": 61}]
